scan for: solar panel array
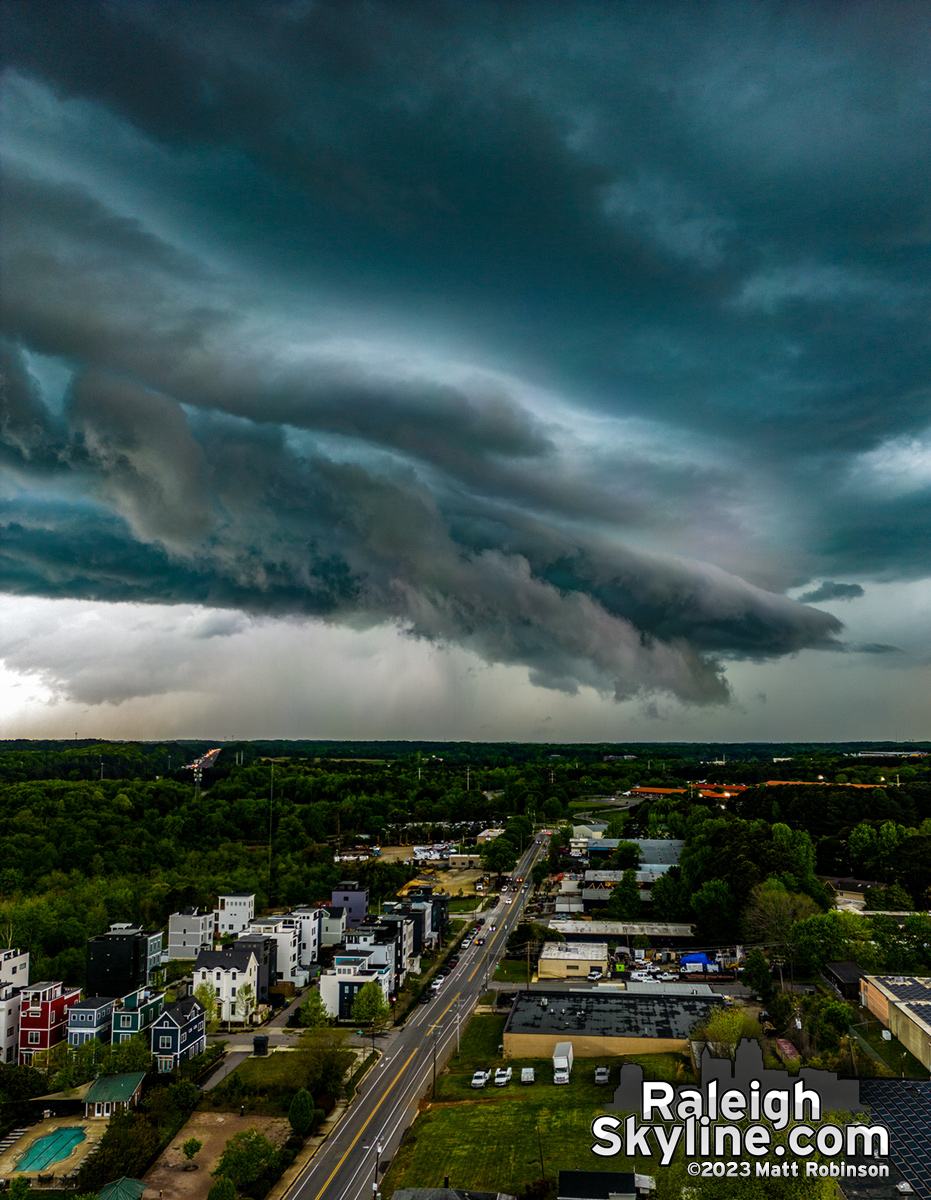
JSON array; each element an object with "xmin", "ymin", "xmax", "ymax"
[
  {"xmin": 876, "ymin": 977, "xmax": 931, "ymax": 1002},
  {"xmin": 859, "ymin": 1079, "xmax": 931, "ymax": 1200}
]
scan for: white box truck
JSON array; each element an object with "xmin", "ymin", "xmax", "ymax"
[{"xmin": 552, "ymin": 1040, "xmax": 573, "ymax": 1084}]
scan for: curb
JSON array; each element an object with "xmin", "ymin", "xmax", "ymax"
[{"xmin": 266, "ymin": 1049, "xmax": 382, "ymax": 1200}]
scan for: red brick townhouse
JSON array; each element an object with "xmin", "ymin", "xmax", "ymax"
[{"xmin": 19, "ymin": 981, "xmax": 80, "ymax": 1065}]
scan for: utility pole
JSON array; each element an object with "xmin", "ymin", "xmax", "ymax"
[{"xmin": 268, "ymin": 765, "xmax": 274, "ymax": 895}]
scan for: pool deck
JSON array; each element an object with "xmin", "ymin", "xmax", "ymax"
[{"xmin": 0, "ymin": 1117, "xmax": 107, "ymax": 1185}]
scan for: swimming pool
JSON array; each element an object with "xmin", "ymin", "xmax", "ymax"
[{"xmin": 15, "ymin": 1127, "xmax": 86, "ymax": 1172}]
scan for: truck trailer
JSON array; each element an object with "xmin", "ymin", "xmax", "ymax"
[{"xmin": 552, "ymin": 1040, "xmax": 574, "ymax": 1084}]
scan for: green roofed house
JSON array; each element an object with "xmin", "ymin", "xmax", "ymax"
[
  {"xmin": 96, "ymin": 1177, "xmax": 146, "ymax": 1200},
  {"xmin": 84, "ymin": 1072, "xmax": 146, "ymax": 1119}
]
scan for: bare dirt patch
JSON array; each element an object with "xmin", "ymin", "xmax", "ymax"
[
  {"xmin": 143, "ymin": 1112, "xmax": 290, "ymax": 1200},
  {"xmin": 376, "ymin": 844, "xmax": 414, "ymax": 863}
]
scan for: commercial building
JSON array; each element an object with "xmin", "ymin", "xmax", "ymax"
[
  {"xmin": 548, "ymin": 921, "xmax": 694, "ymax": 950},
  {"xmin": 502, "ymin": 989, "xmax": 723, "ymax": 1058},
  {"xmin": 537, "ymin": 943, "xmax": 609, "ymax": 980},
  {"xmin": 859, "ymin": 975, "xmax": 931, "ymax": 1072}
]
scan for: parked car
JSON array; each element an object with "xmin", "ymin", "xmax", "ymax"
[
  {"xmin": 521, "ymin": 1067, "xmax": 535, "ymax": 1084},
  {"xmin": 588, "ymin": 969, "xmax": 603, "ymax": 980},
  {"xmin": 659, "ymin": 972, "xmax": 677, "ymax": 982},
  {"xmin": 448, "ymin": 957, "xmax": 459, "ymax": 967},
  {"xmin": 494, "ymin": 1067, "xmax": 512, "ymax": 1087},
  {"xmin": 471, "ymin": 1069, "xmax": 491, "ymax": 1088},
  {"xmin": 594, "ymin": 1065, "xmax": 610, "ymax": 1085}
]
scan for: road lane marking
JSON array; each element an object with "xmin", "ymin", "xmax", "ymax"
[{"xmin": 304, "ymin": 1047, "xmax": 419, "ymax": 1200}]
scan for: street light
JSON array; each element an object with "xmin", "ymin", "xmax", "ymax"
[{"xmin": 373, "ymin": 1138, "xmax": 383, "ymax": 1192}]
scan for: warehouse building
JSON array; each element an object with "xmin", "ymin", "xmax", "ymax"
[
  {"xmin": 502, "ymin": 989, "xmax": 723, "ymax": 1058},
  {"xmin": 537, "ymin": 942, "xmax": 608, "ymax": 979}
]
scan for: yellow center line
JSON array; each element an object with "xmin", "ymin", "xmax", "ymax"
[
  {"xmin": 428, "ymin": 991, "xmax": 461, "ymax": 1029},
  {"xmin": 308, "ymin": 1046, "xmax": 419, "ymax": 1200}
]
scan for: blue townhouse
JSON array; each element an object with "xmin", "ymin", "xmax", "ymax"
[
  {"xmin": 150, "ymin": 995, "xmax": 206, "ymax": 1073},
  {"xmin": 68, "ymin": 996, "xmax": 116, "ymax": 1046}
]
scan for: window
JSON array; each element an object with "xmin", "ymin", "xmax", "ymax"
[
  {"xmin": 159, "ymin": 1036, "xmax": 172, "ymax": 1048},
  {"xmin": 120, "ymin": 1015, "xmax": 132, "ymax": 1028},
  {"xmin": 28, "ymin": 1031, "xmax": 40, "ymax": 1045}
]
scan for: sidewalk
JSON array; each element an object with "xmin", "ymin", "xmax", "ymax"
[{"xmin": 264, "ymin": 1048, "xmax": 381, "ymax": 1200}]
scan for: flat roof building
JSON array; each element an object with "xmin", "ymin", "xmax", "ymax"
[
  {"xmin": 538, "ymin": 942, "xmax": 608, "ymax": 979},
  {"xmin": 502, "ymin": 989, "xmax": 723, "ymax": 1058},
  {"xmin": 860, "ymin": 975, "xmax": 931, "ymax": 1072}
]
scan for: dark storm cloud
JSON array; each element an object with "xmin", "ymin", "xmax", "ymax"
[
  {"xmin": 799, "ymin": 581, "xmax": 866, "ymax": 604},
  {"xmin": 2, "ymin": 0, "xmax": 927, "ymax": 705}
]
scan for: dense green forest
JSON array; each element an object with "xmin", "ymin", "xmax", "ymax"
[{"xmin": 0, "ymin": 740, "xmax": 928, "ymax": 985}]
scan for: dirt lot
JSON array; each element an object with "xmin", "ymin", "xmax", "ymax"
[
  {"xmin": 143, "ymin": 1112, "xmax": 291, "ymax": 1200},
  {"xmin": 376, "ymin": 845, "xmax": 414, "ymax": 863}
]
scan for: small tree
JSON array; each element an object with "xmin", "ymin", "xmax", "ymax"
[
  {"xmin": 691, "ymin": 1008, "xmax": 760, "ymax": 1062},
  {"xmin": 207, "ymin": 1177, "xmax": 236, "ymax": 1200},
  {"xmin": 350, "ymin": 981, "xmax": 391, "ymax": 1038},
  {"xmin": 213, "ymin": 1128, "xmax": 278, "ymax": 1190},
  {"xmin": 299, "ymin": 989, "xmax": 331, "ymax": 1028},
  {"xmin": 9, "ymin": 1177, "xmax": 30, "ymax": 1200},
  {"xmin": 289, "ymin": 1087, "xmax": 315, "ymax": 1138},
  {"xmin": 195, "ymin": 981, "xmax": 219, "ymax": 1027},
  {"xmin": 236, "ymin": 982, "xmax": 256, "ymax": 1025},
  {"xmin": 605, "ymin": 869, "xmax": 640, "ymax": 921},
  {"xmin": 182, "ymin": 1137, "xmax": 203, "ymax": 1169},
  {"xmin": 743, "ymin": 948, "xmax": 774, "ymax": 1004}
]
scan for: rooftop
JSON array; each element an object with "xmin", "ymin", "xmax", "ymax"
[
  {"xmin": 505, "ymin": 990, "xmax": 723, "ymax": 1041},
  {"xmin": 824, "ymin": 961, "xmax": 867, "ymax": 983},
  {"xmin": 70, "ymin": 996, "xmax": 116, "ymax": 1011},
  {"xmin": 870, "ymin": 975, "xmax": 931, "ymax": 1002},
  {"xmin": 550, "ymin": 921, "xmax": 694, "ymax": 938},
  {"xmin": 84, "ymin": 1072, "xmax": 146, "ymax": 1104},
  {"xmin": 539, "ymin": 942, "xmax": 607, "ymax": 962}
]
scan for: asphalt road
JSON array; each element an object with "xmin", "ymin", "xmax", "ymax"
[{"xmin": 283, "ymin": 836, "xmax": 547, "ymax": 1200}]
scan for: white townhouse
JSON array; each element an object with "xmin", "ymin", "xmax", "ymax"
[
  {"xmin": 194, "ymin": 948, "xmax": 260, "ymax": 1022},
  {"xmin": 213, "ymin": 893, "xmax": 256, "ymax": 937}
]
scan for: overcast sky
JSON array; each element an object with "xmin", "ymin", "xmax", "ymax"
[{"xmin": 2, "ymin": 0, "xmax": 930, "ymax": 742}]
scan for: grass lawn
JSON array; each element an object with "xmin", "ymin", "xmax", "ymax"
[
  {"xmin": 382, "ymin": 1042, "xmax": 690, "ymax": 1197},
  {"xmin": 207, "ymin": 1049, "xmax": 315, "ymax": 1114},
  {"xmin": 448, "ymin": 896, "xmax": 486, "ymax": 912},
  {"xmin": 855, "ymin": 1014, "xmax": 929, "ymax": 1077},
  {"xmin": 229, "ymin": 1051, "xmax": 312, "ymax": 1088},
  {"xmin": 456, "ymin": 1014, "xmax": 508, "ymax": 1068},
  {"xmin": 493, "ymin": 959, "xmax": 534, "ymax": 984}
]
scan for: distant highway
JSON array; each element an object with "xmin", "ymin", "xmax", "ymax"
[{"xmin": 285, "ymin": 836, "xmax": 547, "ymax": 1200}]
